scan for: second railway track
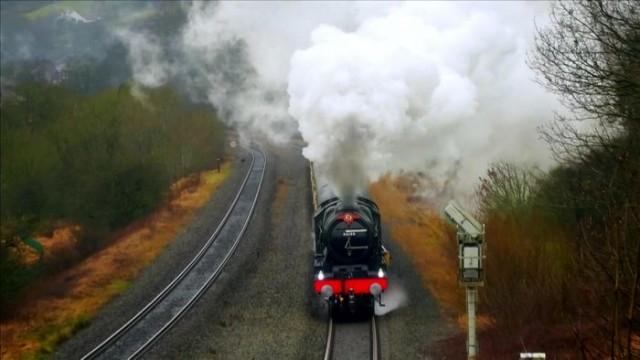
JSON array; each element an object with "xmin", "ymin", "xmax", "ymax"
[
  {"xmin": 81, "ymin": 147, "xmax": 267, "ymax": 360},
  {"xmin": 324, "ymin": 316, "xmax": 380, "ymax": 360}
]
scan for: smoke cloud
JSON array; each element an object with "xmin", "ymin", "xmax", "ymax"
[
  {"xmin": 375, "ymin": 281, "xmax": 408, "ymax": 316},
  {"xmin": 288, "ymin": 2, "xmax": 559, "ymax": 200},
  {"xmin": 116, "ymin": 1, "xmax": 560, "ymax": 201},
  {"xmin": 116, "ymin": 31, "xmax": 169, "ymax": 88}
]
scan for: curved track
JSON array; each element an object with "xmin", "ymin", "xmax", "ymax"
[
  {"xmin": 324, "ymin": 316, "xmax": 380, "ymax": 360},
  {"xmin": 81, "ymin": 147, "xmax": 267, "ymax": 360}
]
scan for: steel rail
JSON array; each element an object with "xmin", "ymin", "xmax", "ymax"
[
  {"xmin": 370, "ymin": 316, "xmax": 379, "ymax": 360},
  {"xmin": 323, "ymin": 317, "xmax": 334, "ymax": 360},
  {"xmin": 324, "ymin": 315, "xmax": 379, "ymax": 360},
  {"xmin": 130, "ymin": 148, "xmax": 266, "ymax": 359},
  {"xmin": 81, "ymin": 147, "xmax": 265, "ymax": 360}
]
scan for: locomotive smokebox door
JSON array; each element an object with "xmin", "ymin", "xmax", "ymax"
[{"xmin": 327, "ymin": 211, "xmax": 372, "ymax": 264}]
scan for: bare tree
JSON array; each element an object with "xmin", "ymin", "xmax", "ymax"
[
  {"xmin": 530, "ymin": 1, "xmax": 639, "ymax": 358},
  {"xmin": 530, "ymin": 0, "xmax": 639, "ymax": 160}
]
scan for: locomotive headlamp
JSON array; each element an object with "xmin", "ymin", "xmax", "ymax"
[
  {"xmin": 344, "ymin": 213, "xmax": 354, "ymax": 225},
  {"xmin": 377, "ymin": 268, "xmax": 385, "ymax": 278},
  {"xmin": 317, "ymin": 270, "xmax": 325, "ymax": 281},
  {"xmin": 337, "ymin": 212, "xmax": 360, "ymax": 225}
]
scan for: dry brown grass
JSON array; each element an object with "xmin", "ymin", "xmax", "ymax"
[
  {"xmin": 370, "ymin": 176, "xmax": 465, "ymax": 321},
  {"xmin": 17, "ymin": 226, "xmax": 82, "ymax": 267},
  {"xmin": 371, "ymin": 176, "xmax": 582, "ymax": 358},
  {"xmin": 372, "ymin": 175, "xmax": 632, "ymax": 358},
  {"xmin": 0, "ymin": 163, "xmax": 232, "ymax": 360}
]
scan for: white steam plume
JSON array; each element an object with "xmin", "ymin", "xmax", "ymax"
[
  {"xmin": 118, "ymin": 1, "xmax": 561, "ymax": 201},
  {"xmin": 288, "ymin": 2, "xmax": 559, "ymax": 200},
  {"xmin": 178, "ymin": 1, "xmax": 295, "ymax": 143},
  {"xmin": 375, "ymin": 281, "xmax": 408, "ymax": 316},
  {"xmin": 118, "ymin": 2, "xmax": 366, "ymax": 144},
  {"xmin": 115, "ymin": 29, "xmax": 171, "ymax": 102}
]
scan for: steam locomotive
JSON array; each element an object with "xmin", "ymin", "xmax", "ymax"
[{"xmin": 312, "ymin": 181, "xmax": 389, "ymax": 318}]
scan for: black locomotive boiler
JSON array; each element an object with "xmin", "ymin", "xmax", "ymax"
[{"xmin": 312, "ymin": 181, "xmax": 389, "ymax": 317}]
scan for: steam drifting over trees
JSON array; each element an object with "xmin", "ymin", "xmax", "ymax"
[{"xmin": 485, "ymin": 1, "xmax": 640, "ymax": 357}]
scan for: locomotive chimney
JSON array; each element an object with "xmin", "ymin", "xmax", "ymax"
[{"xmin": 338, "ymin": 194, "xmax": 357, "ymax": 211}]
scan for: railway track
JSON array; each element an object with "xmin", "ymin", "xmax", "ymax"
[
  {"xmin": 324, "ymin": 316, "xmax": 380, "ymax": 360},
  {"xmin": 81, "ymin": 147, "xmax": 267, "ymax": 360},
  {"xmin": 313, "ymin": 161, "xmax": 381, "ymax": 360}
]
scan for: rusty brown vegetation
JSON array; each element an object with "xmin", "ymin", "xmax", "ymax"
[
  {"xmin": 0, "ymin": 163, "xmax": 231, "ymax": 360},
  {"xmin": 432, "ymin": 1, "xmax": 640, "ymax": 358},
  {"xmin": 372, "ymin": 169, "xmax": 633, "ymax": 359},
  {"xmin": 370, "ymin": 177, "xmax": 464, "ymax": 319},
  {"xmin": 372, "ymin": 175, "xmax": 582, "ymax": 359}
]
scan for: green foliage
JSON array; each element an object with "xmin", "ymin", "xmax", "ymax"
[
  {"xmin": 22, "ymin": 1, "xmax": 91, "ymax": 22},
  {"xmin": 27, "ymin": 313, "xmax": 93, "ymax": 357},
  {"xmin": 0, "ymin": 84, "xmax": 225, "ymax": 310},
  {"xmin": 106, "ymin": 279, "xmax": 131, "ymax": 295},
  {"xmin": 0, "ymin": 247, "xmax": 43, "ymax": 312}
]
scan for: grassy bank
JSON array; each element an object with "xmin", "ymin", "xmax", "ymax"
[
  {"xmin": 0, "ymin": 163, "xmax": 232, "ymax": 360},
  {"xmin": 370, "ymin": 177, "xmax": 464, "ymax": 319}
]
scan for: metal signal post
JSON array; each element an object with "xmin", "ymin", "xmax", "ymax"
[{"xmin": 444, "ymin": 201, "xmax": 485, "ymax": 360}]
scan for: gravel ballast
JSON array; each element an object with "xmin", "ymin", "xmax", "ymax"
[
  {"xmin": 376, "ymin": 226, "xmax": 458, "ymax": 359},
  {"xmin": 143, "ymin": 142, "xmax": 325, "ymax": 359}
]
